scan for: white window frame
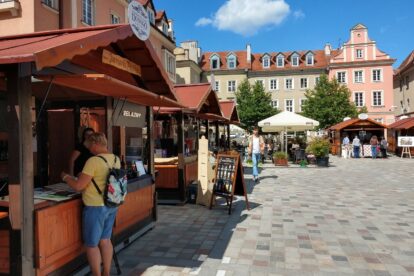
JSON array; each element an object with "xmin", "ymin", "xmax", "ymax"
[
  {"xmin": 82, "ymin": 0, "xmax": 94, "ymax": 26},
  {"xmin": 372, "ymin": 68, "xmax": 382, "ymax": 82},
  {"xmin": 164, "ymin": 49, "xmax": 176, "ymax": 82},
  {"xmin": 285, "ymin": 99, "xmax": 294, "ymax": 112},
  {"xmin": 291, "ymin": 54, "xmax": 299, "ymax": 67},
  {"xmin": 353, "ymin": 91, "xmax": 365, "ymax": 107},
  {"xmin": 371, "ymin": 90, "xmax": 384, "ymax": 107},
  {"xmin": 227, "ymin": 54, "xmax": 237, "ymax": 69},
  {"xmin": 315, "ymin": 76, "xmax": 320, "ymax": 85},
  {"xmin": 42, "ymin": 0, "xmax": 59, "ymax": 10},
  {"xmin": 374, "ymin": 118, "xmax": 384, "ymax": 124},
  {"xmin": 299, "ymin": 98, "xmax": 306, "ymax": 112},
  {"xmin": 277, "ymin": 55, "xmax": 284, "ymax": 68},
  {"xmin": 300, "ymin": 77, "xmax": 308, "ymax": 89},
  {"xmin": 255, "ymin": 79, "xmax": 265, "ymax": 88},
  {"xmin": 214, "ymin": 81, "xmax": 220, "ymax": 93},
  {"xmin": 271, "ymin": 100, "xmax": 279, "ymax": 109},
  {"xmin": 306, "ymin": 53, "xmax": 314, "ymax": 66},
  {"xmin": 356, "ymin": 49, "xmax": 363, "ymax": 59},
  {"xmin": 285, "ymin": 78, "xmax": 294, "ymax": 90},
  {"xmin": 269, "ymin": 79, "xmax": 278, "ymax": 91},
  {"xmin": 353, "ymin": 70, "xmax": 364, "ymax": 83},
  {"xmin": 147, "ymin": 8, "xmax": 155, "ymax": 24},
  {"xmin": 262, "ymin": 55, "xmax": 270, "ymax": 69},
  {"xmin": 210, "ymin": 54, "xmax": 220, "ymax": 70},
  {"xmin": 337, "ymin": 71, "xmax": 347, "ymax": 83},
  {"xmin": 227, "ymin": 80, "xmax": 237, "ymax": 93},
  {"xmin": 162, "ymin": 21, "xmax": 169, "ymax": 35},
  {"xmin": 110, "ymin": 13, "xmax": 121, "ymax": 24}
]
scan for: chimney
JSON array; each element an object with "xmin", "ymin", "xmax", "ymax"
[
  {"xmin": 324, "ymin": 43, "xmax": 332, "ymax": 56},
  {"xmin": 246, "ymin": 44, "xmax": 252, "ymax": 64}
]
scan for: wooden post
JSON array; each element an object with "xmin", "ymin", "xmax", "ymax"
[
  {"xmin": 227, "ymin": 124, "xmax": 231, "ymax": 149},
  {"xmin": 106, "ymin": 98, "xmax": 113, "ymax": 152},
  {"xmin": 215, "ymin": 121, "xmax": 219, "ymax": 148},
  {"xmin": 177, "ymin": 112, "xmax": 185, "ymax": 202},
  {"xmin": 146, "ymin": 106, "xmax": 154, "ymax": 177},
  {"xmin": 6, "ymin": 63, "xmax": 35, "ymax": 275}
]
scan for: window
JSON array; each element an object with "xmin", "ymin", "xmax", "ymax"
[
  {"xmin": 42, "ymin": 0, "xmax": 58, "ymax": 10},
  {"xmin": 285, "ymin": 78, "xmax": 293, "ymax": 90},
  {"xmin": 356, "ymin": 49, "xmax": 363, "ymax": 58},
  {"xmin": 374, "ymin": 118, "xmax": 384, "ymax": 124},
  {"xmin": 315, "ymin": 76, "xmax": 320, "ymax": 85},
  {"xmin": 269, "ymin": 79, "xmax": 278, "ymax": 90},
  {"xmin": 82, "ymin": 0, "xmax": 94, "ymax": 25},
  {"xmin": 228, "ymin": 80, "xmax": 236, "ymax": 92},
  {"xmin": 110, "ymin": 14, "xmax": 120, "ymax": 24},
  {"xmin": 372, "ymin": 91, "xmax": 383, "ymax": 106},
  {"xmin": 306, "ymin": 53, "xmax": 314, "ymax": 66},
  {"xmin": 300, "ymin": 78, "xmax": 308, "ymax": 89},
  {"xmin": 162, "ymin": 22, "xmax": 169, "ymax": 35},
  {"xmin": 164, "ymin": 50, "xmax": 176, "ymax": 81},
  {"xmin": 210, "ymin": 55, "xmax": 220, "ymax": 70},
  {"xmin": 214, "ymin": 81, "xmax": 220, "ymax": 92},
  {"xmin": 406, "ymin": 76, "xmax": 410, "ymax": 89},
  {"xmin": 263, "ymin": 56, "xmax": 270, "ymax": 68},
  {"xmin": 354, "ymin": 92, "xmax": 364, "ymax": 107},
  {"xmin": 285, "ymin": 99, "xmax": 294, "ymax": 112},
  {"xmin": 300, "ymin": 99, "xmax": 307, "ymax": 112},
  {"xmin": 256, "ymin": 80, "xmax": 264, "ymax": 88},
  {"xmin": 354, "ymin": 70, "xmax": 364, "ymax": 83},
  {"xmin": 291, "ymin": 54, "xmax": 299, "ymax": 67},
  {"xmin": 372, "ymin": 69, "xmax": 382, "ymax": 82},
  {"xmin": 147, "ymin": 8, "xmax": 155, "ymax": 24},
  {"xmin": 337, "ymin": 71, "xmax": 347, "ymax": 83},
  {"xmin": 271, "ymin": 100, "xmax": 279, "ymax": 109},
  {"xmin": 227, "ymin": 54, "xmax": 237, "ymax": 69},
  {"xmin": 277, "ymin": 55, "xmax": 284, "ymax": 67}
]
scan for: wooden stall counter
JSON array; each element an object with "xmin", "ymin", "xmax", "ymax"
[{"xmin": 154, "ymin": 156, "xmax": 198, "ymax": 190}]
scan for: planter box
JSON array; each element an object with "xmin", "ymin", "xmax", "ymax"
[
  {"xmin": 316, "ymin": 156, "xmax": 329, "ymax": 167},
  {"xmin": 274, "ymin": 158, "xmax": 288, "ymax": 166}
]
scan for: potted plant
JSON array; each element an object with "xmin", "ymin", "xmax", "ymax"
[
  {"xmin": 273, "ymin": 151, "xmax": 288, "ymax": 166},
  {"xmin": 306, "ymin": 137, "xmax": 330, "ymax": 167}
]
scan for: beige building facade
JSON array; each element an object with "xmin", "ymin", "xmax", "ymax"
[{"xmin": 394, "ymin": 50, "xmax": 414, "ymax": 117}]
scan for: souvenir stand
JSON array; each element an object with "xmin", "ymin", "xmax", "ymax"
[
  {"xmin": 329, "ymin": 118, "xmax": 387, "ymax": 157},
  {"xmin": 387, "ymin": 117, "xmax": 414, "ymax": 156},
  {"xmin": 154, "ymin": 83, "xmax": 223, "ymax": 204},
  {"xmin": 0, "ymin": 24, "xmax": 182, "ymax": 275}
]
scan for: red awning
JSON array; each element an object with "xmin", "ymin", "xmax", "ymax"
[
  {"xmin": 219, "ymin": 100, "xmax": 240, "ymax": 124},
  {"xmin": 388, "ymin": 117, "xmax": 414, "ymax": 130}
]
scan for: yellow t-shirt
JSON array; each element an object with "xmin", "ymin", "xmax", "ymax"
[{"xmin": 81, "ymin": 153, "xmax": 120, "ymax": 206}]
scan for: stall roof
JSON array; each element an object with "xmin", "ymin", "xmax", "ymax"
[
  {"xmin": 388, "ymin": 117, "xmax": 414, "ymax": 130},
  {"xmin": 329, "ymin": 118, "xmax": 386, "ymax": 131},
  {"xmin": 0, "ymin": 24, "xmax": 177, "ymax": 101},
  {"xmin": 219, "ymin": 100, "xmax": 240, "ymax": 124}
]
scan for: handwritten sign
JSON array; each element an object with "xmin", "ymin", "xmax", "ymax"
[
  {"xmin": 128, "ymin": 1, "xmax": 150, "ymax": 41},
  {"xmin": 102, "ymin": 49, "xmax": 141, "ymax": 76}
]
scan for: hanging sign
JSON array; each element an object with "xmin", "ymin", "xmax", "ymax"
[
  {"xmin": 128, "ymin": 1, "xmax": 150, "ymax": 41},
  {"xmin": 112, "ymin": 100, "xmax": 146, "ymax": 128}
]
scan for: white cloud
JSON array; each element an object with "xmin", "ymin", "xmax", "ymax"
[
  {"xmin": 293, "ymin": 10, "xmax": 305, "ymax": 19},
  {"xmin": 195, "ymin": 0, "xmax": 290, "ymax": 36}
]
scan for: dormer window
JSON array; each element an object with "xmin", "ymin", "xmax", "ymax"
[
  {"xmin": 262, "ymin": 54, "xmax": 271, "ymax": 69},
  {"xmin": 227, "ymin": 53, "xmax": 237, "ymax": 69},
  {"xmin": 162, "ymin": 22, "xmax": 168, "ymax": 35},
  {"xmin": 147, "ymin": 8, "xmax": 155, "ymax": 24},
  {"xmin": 306, "ymin": 53, "xmax": 314, "ymax": 66},
  {"xmin": 291, "ymin": 53, "xmax": 299, "ymax": 67},
  {"xmin": 210, "ymin": 54, "xmax": 220, "ymax": 70},
  {"xmin": 277, "ymin": 54, "xmax": 284, "ymax": 67}
]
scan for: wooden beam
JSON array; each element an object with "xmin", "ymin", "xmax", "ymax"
[
  {"xmin": 106, "ymin": 98, "xmax": 113, "ymax": 152},
  {"xmin": 177, "ymin": 112, "xmax": 186, "ymax": 202}
]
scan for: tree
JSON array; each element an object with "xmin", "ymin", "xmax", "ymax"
[
  {"xmin": 235, "ymin": 79, "xmax": 278, "ymax": 132},
  {"xmin": 301, "ymin": 74, "xmax": 362, "ymax": 129}
]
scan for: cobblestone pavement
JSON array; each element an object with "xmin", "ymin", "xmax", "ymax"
[{"xmin": 115, "ymin": 156, "xmax": 414, "ymax": 276}]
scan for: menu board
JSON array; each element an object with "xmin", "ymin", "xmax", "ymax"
[{"xmin": 209, "ymin": 153, "xmax": 249, "ymax": 214}]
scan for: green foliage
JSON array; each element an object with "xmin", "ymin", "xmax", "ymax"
[
  {"xmin": 235, "ymin": 79, "xmax": 278, "ymax": 132},
  {"xmin": 306, "ymin": 137, "xmax": 330, "ymax": 158},
  {"xmin": 301, "ymin": 74, "xmax": 360, "ymax": 129},
  {"xmin": 273, "ymin": 151, "xmax": 288, "ymax": 160}
]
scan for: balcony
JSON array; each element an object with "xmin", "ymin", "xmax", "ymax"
[{"xmin": 0, "ymin": 0, "xmax": 20, "ymax": 16}]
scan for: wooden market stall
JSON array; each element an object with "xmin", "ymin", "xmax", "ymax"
[
  {"xmin": 329, "ymin": 118, "xmax": 387, "ymax": 157},
  {"xmin": 0, "ymin": 24, "xmax": 182, "ymax": 275},
  {"xmin": 154, "ymin": 83, "xmax": 224, "ymax": 204},
  {"xmin": 219, "ymin": 100, "xmax": 241, "ymax": 149},
  {"xmin": 387, "ymin": 117, "xmax": 414, "ymax": 156}
]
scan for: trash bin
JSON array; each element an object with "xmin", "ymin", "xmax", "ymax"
[{"xmin": 187, "ymin": 181, "xmax": 198, "ymax": 204}]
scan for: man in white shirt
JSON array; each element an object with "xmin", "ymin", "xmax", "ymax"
[
  {"xmin": 352, "ymin": 135, "xmax": 361, "ymax": 158},
  {"xmin": 342, "ymin": 134, "xmax": 350, "ymax": 158},
  {"xmin": 248, "ymin": 126, "xmax": 264, "ymax": 182}
]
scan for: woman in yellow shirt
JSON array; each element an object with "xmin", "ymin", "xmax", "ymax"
[{"xmin": 61, "ymin": 133, "xmax": 120, "ymax": 276}]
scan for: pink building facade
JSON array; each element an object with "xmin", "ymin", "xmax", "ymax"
[{"xmin": 329, "ymin": 24, "xmax": 395, "ymax": 124}]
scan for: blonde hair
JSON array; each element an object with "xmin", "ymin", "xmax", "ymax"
[{"xmin": 84, "ymin": 132, "xmax": 107, "ymax": 148}]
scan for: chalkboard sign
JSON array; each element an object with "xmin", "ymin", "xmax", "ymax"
[{"xmin": 209, "ymin": 153, "xmax": 249, "ymax": 214}]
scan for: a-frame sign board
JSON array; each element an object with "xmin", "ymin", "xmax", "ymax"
[{"xmin": 209, "ymin": 153, "xmax": 250, "ymax": 214}]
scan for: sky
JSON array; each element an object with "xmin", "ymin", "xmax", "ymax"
[{"xmin": 154, "ymin": 0, "xmax": 414, "ymax": 68}]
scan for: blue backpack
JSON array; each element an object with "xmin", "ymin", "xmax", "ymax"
[{"xmin": 91, "ymin": 155, "xmax": 128, "ymax": 208}]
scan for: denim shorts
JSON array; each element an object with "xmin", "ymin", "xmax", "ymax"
[{"xmin": 82, "ymin": 205, "xmax": 118, "ymax": 247}]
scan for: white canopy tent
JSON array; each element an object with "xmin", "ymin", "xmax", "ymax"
[{"xmin": 258, "ymin": 111, "xmax": 320, "ymax": 153}]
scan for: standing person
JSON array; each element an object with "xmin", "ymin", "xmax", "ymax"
[
  {"xmin": 380, "ymin": 137, "xmax": 388, "ymax": 158},
  {"xmin": 342, "ymin": 134, "xmax": 351, "ymax": 158},
  {"xmin": 352, "ymin": 135, "xmax": 361, "ymax": 158},
  {"xmin": 69, "ymin": 127, "xmax": 95, "ymax": 176},
  {"xmin": 370, "ymin": 135, "xmax": 379, "ymax": 159},
  {"xmin": 248, "ymin": 126, "xmax": 264, "ymax": 182},
  {"xmin": 61, "ymin": 133, "xmax": 120, "ymax": 276}
]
